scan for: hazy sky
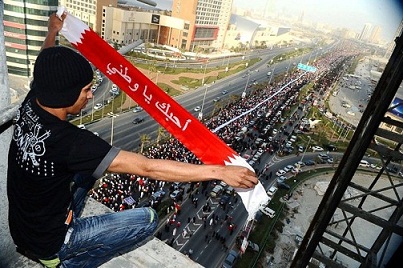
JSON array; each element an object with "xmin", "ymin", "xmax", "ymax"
[
  {"xmin": 233, "ymin": 0, "xmax": 403, "ymax": 42},
  {"xmin": 156, "ymin": 0, "xmax": 402, "ymax": 42}
]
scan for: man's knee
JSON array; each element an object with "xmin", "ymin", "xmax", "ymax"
[{"xmin": 148, "ymin": 208, "xmax": 158, "ymax": 226}]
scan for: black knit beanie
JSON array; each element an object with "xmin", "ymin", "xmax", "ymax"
[{"xmin": 33, "ymin": 46, "xmax": 94, "ymax": 108}]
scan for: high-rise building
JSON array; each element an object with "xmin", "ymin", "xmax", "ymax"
[
  {"xmin": 60, "ymin": 0, "xmax": 117, "ymax": 35},
  {"xmin": 171, "ymin": 0, "xmax": 233, "ymax": 51},
  {"xmin": 369, "ymin": 25, "xmax": 381, "ymax": 44},
  {"xmin": 4, "ymin": 0, "xmax": 59, "ymax": 78},
  {"xmin": 386, "ymin": 19, "xmax": 403, "ymax": 57},
  {"xmin": 359, "ymin": 23, "xmax": 372, "ymax": 42}
]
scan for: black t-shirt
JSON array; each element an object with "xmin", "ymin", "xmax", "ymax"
[{"xmin": 7, "ymin": 94, "xmax": 118, "ymax": 258}]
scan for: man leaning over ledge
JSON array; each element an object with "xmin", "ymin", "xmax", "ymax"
[{"xmin": 7, "ymin": 12, "xmax": 258, "ymax": 268}]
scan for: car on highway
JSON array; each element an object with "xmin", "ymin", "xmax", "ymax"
[
  {"xmin": 210, "ymin": 185, "xmax": 224, "ymax": 198},
  {"xmin": 194, "ymin": 106, "xmax": 201, "ymax": 112},
  {"xmin": 312, "ymin": 146, "xmax": 324, "ymax": 152},
  {"xmin": 213, "ymin": 97, "xmax": 221, "ymax": 103},
  {"xmin": 222, "ymin": 249, "xmax": 239, "ymax": 268},
  {"xmin": 221, "ymin": 90, "xmax": 228, "ymax": 94},
  {"xmin": 133, "ymin": 106, "xmax": 143, "ymax": 113},
  {"xmin": 94, "ymin": 103, "xmax": 103, "ymax": 110},
  {"xmin": 219, "ymin": 194, "xmax": 231, "ymax": 207},
  {"xmin": 169, "ymin": 190, "xmax": 183, "ymax": 201},
  {"xmin": 132, "ymin": 117, "xmax": 144, "ymax": 124},
  {"xmin": 151, "ymin": 190, "xmax": 166, "ymax": 201}
]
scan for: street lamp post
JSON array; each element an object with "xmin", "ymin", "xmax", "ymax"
[
  {"xmin": 242, "ymin": 74, "xmax": 250, "ymax": 98},
  {"xmin": 198, "ymin": 85, "xmax": 208, "ymax": 120},
  {"xmin": 201, "ymin": 61, "xmax": 208, "ymax": 85},
  {"xmin": 300, "ymin": 136, "xmax": 312, "ymax": 162},
  {"xmin": 268, "ymin": 66, "xmax": 275, "ymax": 85}
]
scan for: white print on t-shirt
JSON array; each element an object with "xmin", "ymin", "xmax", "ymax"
[{"xmin": 13, "ymin": 101, "xmax": 53, "ymax": 176}]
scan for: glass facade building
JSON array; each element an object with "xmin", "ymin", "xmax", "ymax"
[{"xmin": 4, "ymin": 0, "xmax": 58, "ymax": 77}]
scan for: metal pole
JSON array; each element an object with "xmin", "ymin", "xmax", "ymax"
[
  {"xmin": 0, "ymin": 4, "xmax": 19, "ymax": 265},
  {"xmin": 199, "ymin": 85, "xmax": 208, "ymax": 120},
  {"xmin": 300, "ymin": 136, "xmax": 311, "ymax": 162},
  {"xmin": 242, "ymin": 74, "xmax": 250, "ymax": 98}
]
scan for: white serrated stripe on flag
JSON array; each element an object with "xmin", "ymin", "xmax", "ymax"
[
  {"xmin": 224, "ymin": 155, "xmax": 269, "ymax": 221},
  {"xmin": 57, "ymin": 7, "xmax": 89, "ymax": 44}
]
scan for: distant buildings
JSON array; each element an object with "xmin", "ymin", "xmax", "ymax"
[
  {"xmin": 5, "ymin": 0, "xmax": 387, "ymax": 81},
  {"xmin": 171, "ymin": 0, "xmax": 233, "ymax": 51}
]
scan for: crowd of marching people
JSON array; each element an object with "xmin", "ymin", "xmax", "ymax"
[{"xmin": 89, "ymin": 43, "xmax": 360, "ymax": 219}]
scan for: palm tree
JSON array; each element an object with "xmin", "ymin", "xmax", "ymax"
[
  {"xmin": 139, "ymin": 134, "xmax": 151, "ymax": 153},
  {"xmin": 156, "ymin": 126, "xmax": 167, "ymax": 144}
]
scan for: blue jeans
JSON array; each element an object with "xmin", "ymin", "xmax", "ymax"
[{"xmin": 57, "ymin": 175, "xmax": 158, "ymax": 267}]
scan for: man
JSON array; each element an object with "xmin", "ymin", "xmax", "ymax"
[{"xmin": 7, "ymin": 13, "xmax": 257, "ymax": 268}]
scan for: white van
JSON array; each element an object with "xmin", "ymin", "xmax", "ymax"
[
  {"xmin": 260, "ymin": 206, "xmax": 276, "ymax": 218},
  {"xmin": 359, "ymin": 160, "xmax": 370, "ymax": 167}
]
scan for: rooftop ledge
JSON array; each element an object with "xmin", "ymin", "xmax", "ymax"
[{"xmin": 13, "ymin": 198, "xmax": 203, "ymax": 268}]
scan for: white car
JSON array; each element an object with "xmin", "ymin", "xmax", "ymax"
[
  {"xmin": 194, "ymin": 106, "xmax": 201, "ymax": 112},
  {"xmin": 260, "ymin": 206, "xmax": 276, "ymax": 218},
  {"xmin": 276, "ymin": 169, "xmax": 286, "ymax": 176},
  {"xmin": 312, "ymin": 146, "xmax": 324, "ymax": 152},
  {"xmin": 94, "ymin": 103, "xmax": 103, "ymax": 110},
  {"xmin": 267, "ymin": 186, "xmax": 278, "ymax": 197},
  {"xmin": 347, "ymin": 111, "xmax": 355, "ymax": 116},
  {"xmin": 133, "ymin": 106, "xmax": 143, "ymax": 113}
]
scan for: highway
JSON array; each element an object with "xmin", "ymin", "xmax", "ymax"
[{"xmin": 77, "ymin": 43, "xmax": 332, "ymax": 152}]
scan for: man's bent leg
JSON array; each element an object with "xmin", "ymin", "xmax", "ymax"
[{"xmin": 58, "ymin": 207, "xmax": 158, "ymax": 268}]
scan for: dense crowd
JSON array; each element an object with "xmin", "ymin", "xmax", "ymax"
[{"xmin": 89, "ymin": 43, "xmax": 360, "ymax": 213}]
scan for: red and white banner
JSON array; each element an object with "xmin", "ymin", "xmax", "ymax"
[{"xmin": 57, "ymin": 7, "xmax": 268, "ymax": 219}]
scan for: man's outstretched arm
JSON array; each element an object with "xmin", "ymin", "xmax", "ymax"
[{"xmin": 108, "ymin": 150, "xmax": 258, "ymax": 189}]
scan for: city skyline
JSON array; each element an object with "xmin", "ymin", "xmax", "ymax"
[
  {"xmin": 232, "ymin": 0, "xmax": 403, "ymax": 43},
  {"xmin": 156, "ymin": 0, "xmax": 402, "ymax": 43}
]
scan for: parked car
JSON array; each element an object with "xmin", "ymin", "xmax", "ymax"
[
  {"xmin": 223, "ymin": 249, "xmax": 239, "ymax": 268},
  {"xmin": 277, "ymin": 181, "xmax": 291, "ymax": 190},
  {"xmin": 276, "ymin": 169, "xmax": 286, "ymax": 176},
  {"xmin": 305, "ymin": 160, "xmax": 315, "ymax": 166},
  {"xmin": 260, "ymin": 206, "xmax": 276, "ymax": 218},
  {"xmin": 267, "ymin": 186, "xmax": 278, "ymax": 197},
  {"xmin": 312, "ymin": 146, "xmax": 324, "ymax": 152},
  {"xmin": 359, "ymin": 160, "xmax": 370, "ymax": 167},
  {"xmin": 325, "ymin": 144, "xmax": 338, "ymax": 151},
  {"xmin": 247, "ymin": 241, "xmax": 260, "ymax": 252},
  {"xmin": 277, "ymin": 176, "xmax": 287, "ymax": 183}
]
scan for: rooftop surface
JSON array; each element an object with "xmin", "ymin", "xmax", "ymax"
[{"xmin": 13, "ymin": 198, "xmax": 203, "ymax": 268}]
